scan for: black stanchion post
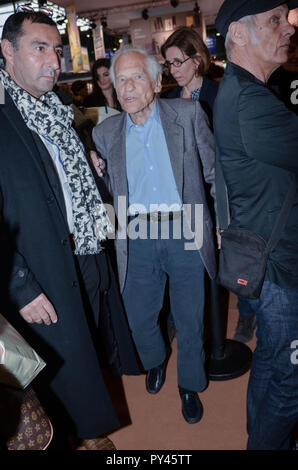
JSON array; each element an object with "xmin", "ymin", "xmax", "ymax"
[
  {"xmin": 209, "ymin": 278, "xmax": 225, "ymax": 360},
  {"xmin": 207, "ymin": 279, "xmax": 253, "ymax": 381}
]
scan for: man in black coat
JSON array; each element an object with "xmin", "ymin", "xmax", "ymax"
[
  {"xmin": 214, "ymin": 0, "xmax": 298, "ymax": 450},
  {"xmin": 0, "ymin": 10, "xmax": 138, "ymax": 450}
]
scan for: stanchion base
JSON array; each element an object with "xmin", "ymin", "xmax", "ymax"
[{"xmin": 206, "ymin": 339, "xmax": 253, "ymax": 381}]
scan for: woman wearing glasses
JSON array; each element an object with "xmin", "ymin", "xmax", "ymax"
[
  {"xmin": 161, "ymin": 27, "xmax": 219, "ymax": 345},
  {"xmin": 161, "ymin": 26, "xmax": 218, "ymax": 126}
]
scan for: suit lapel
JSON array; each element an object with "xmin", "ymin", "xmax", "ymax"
[
  {"xmin": 157, "ymin": 98, "xmax": 184, "ymax": 198},
  {"xmin": 109, "ymin": 113, "xmax": 129, "ymax": 208}
]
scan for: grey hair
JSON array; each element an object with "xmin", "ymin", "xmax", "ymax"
[
  {"xmin": 110, "ymin": 45, "xmax": 162, "ymax": 86},
  {"xmin": 225, "ymin": 14, "xmax": 258, "ymax": 60}
]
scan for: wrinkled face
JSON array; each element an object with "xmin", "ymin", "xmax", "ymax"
[
  {"xmin": 3, "ymin": 20, "xmax": 62, "ymax": 98},
  {"xmin": 114, "ymin": 52, "xmax": 161, "ymax": 122},
  {"xmin": 164, "ymin": 46, "xmax": 199, "ymax": 87},
  {"xmin": 249, "ymin": 5, "xmax": 295, "ymax": 70},
  {"xmin": 96, "ymin": 66, "xmax": 112, "ymax": 91}
]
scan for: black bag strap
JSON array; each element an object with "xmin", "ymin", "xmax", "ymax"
[{"xmin": 215, "ymin": 156, "xmax": 298, "ymax": 252}]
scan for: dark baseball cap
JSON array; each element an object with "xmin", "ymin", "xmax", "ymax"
[{"xmin": 216, "ymin": 0, "xmax": 298, "ymax": 37}]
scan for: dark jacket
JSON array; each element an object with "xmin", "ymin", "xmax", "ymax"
[
  {"xmin": 213, "ymin": 62, "xmax": 298, "ymax": 290},
  {"xmin": 161, "ymin": 75, "xmax": 218, "ymax": 126},
  {"xmin": 0, "ymin": 91, "xmax": 138, "ymax": 438}
]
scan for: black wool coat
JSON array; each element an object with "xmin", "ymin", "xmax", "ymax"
[{"xmin": 0, "ymin": 92, "xmax": 139, "ymax": 439}]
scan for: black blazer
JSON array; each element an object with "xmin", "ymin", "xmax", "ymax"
[{"xmin": 213, "ymin": 62, "xmax": 298, "ymax": 290}]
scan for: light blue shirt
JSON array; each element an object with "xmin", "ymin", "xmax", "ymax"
[{"xmin": 125, "ymin": 101, "xmax": 182, "ymax": 214}]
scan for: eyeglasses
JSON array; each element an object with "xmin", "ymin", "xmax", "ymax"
[
  {"xmin": 163, "ymin": 56, "xmax": 192, "ymax": 70},
  {"xmin": 16, "ymin": 4, "xmax": 53, "ymax": 18}
]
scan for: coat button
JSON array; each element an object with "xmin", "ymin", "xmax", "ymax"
[
  {"xmin": 47, "ymin": 195, "xmax": 54, "ymax": 204},
  {"xmin": 17, "ymin": 270, "xmax": 25, "ymax": 278}
]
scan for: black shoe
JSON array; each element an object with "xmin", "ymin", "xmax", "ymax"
[
  {"xmin": 233, "ymin": 315, "xmax": 257, "ymax": 343},
  {"xmin": 146, "ymin": 359, "xmax": 167, "ymax": 394},
  {"xmin": 179, "ymin": 387, "xmax": 203, "ymax": 424}
]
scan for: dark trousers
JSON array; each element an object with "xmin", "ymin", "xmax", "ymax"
[
  {"xmin": 75, "ymin": 250, "xmax": 123, "ymax": 374},
  {"xmin": 122, "ymin": 220, "xmax": 207, "ymax": 392},
  {"xmin": 246, "ymin": 281, "xmax": 298, "ymax": 450},
  {"xmin": 76, "ymin": 250, "xmax": 110, "ymax": 328}
]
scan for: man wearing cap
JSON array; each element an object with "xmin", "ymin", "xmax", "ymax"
[{"xmin": 214, "ymin": 0, "xmax": 298, "ymax": 450}]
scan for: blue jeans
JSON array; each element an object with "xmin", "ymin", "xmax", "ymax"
[
  {"xmin": 245, "ymin": 281, "xmax": 298, "ymax": 449},
  {"xmin": 122, "ymin": 220, "xmax": 207, "ymax": 392}
]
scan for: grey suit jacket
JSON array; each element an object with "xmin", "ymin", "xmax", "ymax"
[{"xmin": 92, "ymin": 98, "xmax": 217, "ymax": 292}]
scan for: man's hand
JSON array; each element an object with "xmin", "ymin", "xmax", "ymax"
[
  {"xmin": 19, "ymin": 293, "xmax": 58, "ymax": 325},
  {"xmin": 89, "ymin": 150, "xmax": 106, "ymax": 177}
]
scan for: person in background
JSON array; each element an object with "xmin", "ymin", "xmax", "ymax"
[
  {"xmin": 161, "ymin": 26, "xmax": 218, "ymax": 125},
  {"xmin": 160, "ymin": 27, "xmax": 219, "ymax": 344},
  {"xmin": 84, "ymin": 58, "xmax": 122, "ymax": 111},
  {"xmin": 70, "ymin": 79, "xmax": 88, "ymax": 107},
  {"xmin": 214, "ymin": 0, "xmax": 298, "ymax": 449}
]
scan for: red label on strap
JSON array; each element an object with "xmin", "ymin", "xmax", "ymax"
[{"xmin": 237, "ymin": 278, "xmax": 248, "ymax": 286}]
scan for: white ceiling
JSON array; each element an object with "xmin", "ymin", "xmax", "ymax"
[{"xmin": 53, "ymin": 0, "xmax": 224, "ymax": 33}]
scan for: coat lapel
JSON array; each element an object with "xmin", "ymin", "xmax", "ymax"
[
  {"xmin": 157, "ymin": 98, "xmax": 184, "ymax": 198},
  {"xmin": 2, "ymin": 93, "xmax": 69, "ymax": 228},
  {"xmin": 2, "ymin": 93, "xmax": 44, "ymax": 169}
]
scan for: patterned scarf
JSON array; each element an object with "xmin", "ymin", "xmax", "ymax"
[{"xmin": 0, "ymin": 69, "xmax": 114, "ymax": 255}]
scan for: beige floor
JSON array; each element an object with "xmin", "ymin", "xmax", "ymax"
[{"xmin": 107, "ymin": 293, "xmax": 257, "ymax": 450}]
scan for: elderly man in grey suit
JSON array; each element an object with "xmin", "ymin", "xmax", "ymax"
[{"xmin": 92, "ymin": 46, "xmax": 217, "ymax": 423}]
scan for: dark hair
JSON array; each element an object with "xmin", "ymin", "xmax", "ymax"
[
  {"xmin": 1, "ymin": 11, "xmax": 57, "ymax": 49},
  {"xmin": 92, "ymin": 58, "xmax": 111, "ymax": 82},
  {"xmin": 71, "ymin": 80, "xmax": 87, "ymax": 96},
  {"xmin": 84, "ymin": 57, "xmax": 122, "ymax": 111},
  {"xmin": 161, "ymin": 26, "xmax": 210, "ymax": 76}
]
